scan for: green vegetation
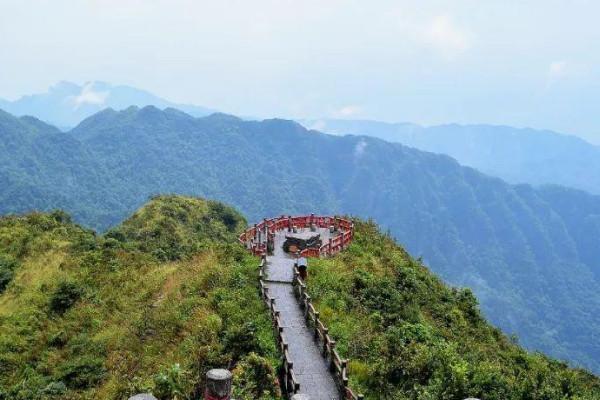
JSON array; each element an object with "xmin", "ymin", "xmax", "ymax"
[
  {"xmin": 1, "ymin": 106, "xmax": 600, "ymax": 373},
  {"xmin": 0, "ymin": 195, "xmax": 279, "ymax": 400},
  {"xmin": 0, "ymin": 193, "xmax": 598, "ymax": 399},
  {"xmin": 306, "ymin": 119, "xmax": 600, "ymax": 196},
  {"xmin": 307, "ymin": 220, "xmax": 600, "ymax": 399}
]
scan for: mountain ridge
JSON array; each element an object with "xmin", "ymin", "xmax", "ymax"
[
  {"xmin": 0, "ymin": 81, "xmax": 216, "ymax": 129},
  {"xmin": 305, "ymin": 118, "xmax": 600, "ymax": 195},
  {"xmin": 0, "ymin": 106, "xmax": 599, "ymax": 373}
]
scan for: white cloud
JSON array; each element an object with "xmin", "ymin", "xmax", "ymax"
[
  {"xmin": 70, "ymin": 82, "xmax": 109, "ymax": 109},
  {"xmin": 307, "ymin": 119, "xmax": 327, "ymax": 131},
  {"xmin": 424, "ymin": 15, "xmax": 471, "ymax": 57},
  {"xmin": 354, "ymin": 139, "xmax": 367, "ymax": 159},
  {"xmin": 335, "ymin": 105, "xmax": 362, "ymax": 117}
]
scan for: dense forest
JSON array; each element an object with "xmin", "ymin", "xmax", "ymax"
[
  {"xmin": 0, "ymin": 106, "xmax": 599, "ymax": 373},
  {"xmin": 307, "ymin": 119, "xmax": 600, "ymax": 195},
  {"xmin": 0, "ymin": 196, "xmax": 598, "ymax": 399}
]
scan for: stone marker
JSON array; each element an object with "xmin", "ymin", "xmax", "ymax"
[
  {"xmin": 205, "ymin": 369, "xmax": 233, "ymax": 400},
  {"xmin": 128, "ymin": 394, "xmax": 157, "ymax": 400}
]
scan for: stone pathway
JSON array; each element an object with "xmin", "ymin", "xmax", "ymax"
[{"xmin": 265, "ymin": 228, "xmax": 339, "ymax": 400}]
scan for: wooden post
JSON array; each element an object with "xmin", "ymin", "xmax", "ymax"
[
  {"xmin": 204, "ymin": 369, "xmax": 232, "ymax": 400},
  {"xmin": 322, "ymin": 328, "xmax": 329, "ymax": 353}
]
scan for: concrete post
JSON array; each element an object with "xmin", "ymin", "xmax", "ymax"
[
  {"xmin": 204, "ymin": 369, "xmax": 232, "ymax": 400},
  {"xmin": 263, "ymin": 218, "xmax": 268, "ymax": 239}
]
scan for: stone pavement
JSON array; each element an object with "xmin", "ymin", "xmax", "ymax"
[{"xmin": 265, "ymin": 228, "xmax": 340, "ymax": 400}]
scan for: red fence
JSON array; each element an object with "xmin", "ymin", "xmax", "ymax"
[{"xmin": 239, "ymin": 214, "xmax": 354, "ymax": 257}]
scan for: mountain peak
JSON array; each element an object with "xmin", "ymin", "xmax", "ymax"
[{"xmin": 1, "ymin": 81, "xmax": 215, "ymax": 128}]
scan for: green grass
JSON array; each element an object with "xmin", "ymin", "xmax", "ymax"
[
  {"xmin": 0, "ymin": 196, "xmax": 279, "ymax": 400},
  {"xmin": 306, "ymin": 219, "xmax": 600, "ymax": 400}
]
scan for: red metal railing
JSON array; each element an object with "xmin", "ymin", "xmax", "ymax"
[{"xmin": 239, "ymin": 214, "xmax": 354, "ymax": 258}]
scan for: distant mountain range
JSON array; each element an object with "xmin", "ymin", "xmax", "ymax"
[
  {"xmin": 1, "ymin": 106, "xmax": 599, "ymax": 373},
  {"xmin": 304, "ymin": 119, "xmax": 600, "ymax": 195},
  {"xmin": 0, "ymin": 81, "xmax": 215, "ymax": 129},
  {"xmin": 5, "ymin": 82, "xmax": 600, "ymax": 198}
]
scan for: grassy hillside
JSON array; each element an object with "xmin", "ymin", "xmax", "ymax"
[
  {"xmin": 0, "ymin": 196, "xmax": 279, "ymax": 400},
  {"xmin": 0, "ymin": 197, "xmax": 598, "ymax": 399},
  {"xmin": 307, "ymin": 220, "xmax": 600, "ymax": 399},
  {"xmin": 1, "ymin": 106, "xmax": 600, "ymax": 373}
]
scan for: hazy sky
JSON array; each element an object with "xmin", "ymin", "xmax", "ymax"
[{"xmin": 2, "ymin": 0, "xmax": 600, "ymax": 142}]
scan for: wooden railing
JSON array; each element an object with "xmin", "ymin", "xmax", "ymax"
[
  {"xmin": 248, "ymin": 214, "xmax": 360, "ymax": 399},
  {"xmin": 239, "ymin": 214, "xmax": 354, "ymax": 258},
  {"xmin": 293, "ymin": 266, "xmax": 364, "ymax": 400},
  {"xmin": 258, "ymin": 257, "xmax": 301, "ymax": 395}
]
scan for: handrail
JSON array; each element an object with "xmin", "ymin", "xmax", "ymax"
[
  {"xmin": 257, "ymin": 257, "xmax": 300, "ymax": 395},
  {"xmin": 249, "ymin": 216, "xmax": 360, "ymax": 399},
  {"xmin": 239, "ymin": 214, "xmax": 354, "ymax": 258},
  {"xmin": 293, "ymin": 266, "xmax": 364, "ymax": 400}
]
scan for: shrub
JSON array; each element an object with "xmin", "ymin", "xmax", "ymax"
[
  {"xmin": 56, "ymin": 356, "xmax": 106, "ymax": 389},
  {"xmin": 223, "ymin": 322, "xmax": 260, "ymax": 363},
  {"xmin": 0, "ymin": 255, "xmax": 17, "ymax": 293},
  {"xmin": 153, "ymin": 363, "xmax": 186, "ymax": 399},
  {"xmin": 233, "ymin": 353, "xmax": 279, "ymax": 400},
  {"xmin": 49, "ymin": 281, "xmax": 83, "ymax": 314}
]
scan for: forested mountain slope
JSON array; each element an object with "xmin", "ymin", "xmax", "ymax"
[
  {"xmin": 306, "ymin": 119, "xmax": 600, "ymax": 195},
  {"xmin": 1, "ymin": 106, "xmax": 599, "ymax": 373}
]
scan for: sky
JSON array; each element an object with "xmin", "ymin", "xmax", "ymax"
[{"xmin": 1, "ymin": 0, "xmax": 600, "ymax": 143}]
